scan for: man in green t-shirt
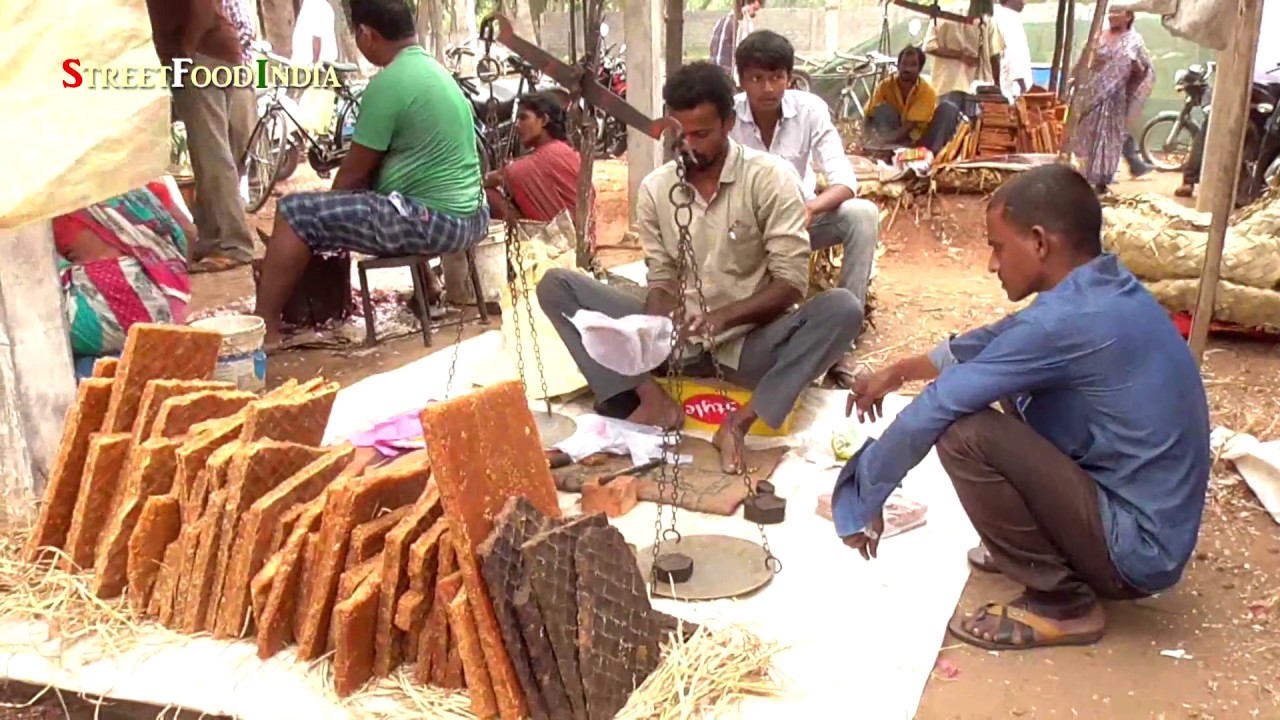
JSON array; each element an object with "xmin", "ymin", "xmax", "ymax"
[{"xmin": 254, "ymin": 0, "xmax": 486, "ymax": 346}]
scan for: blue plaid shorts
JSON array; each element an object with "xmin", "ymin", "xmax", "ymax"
[{"xmin": 277, "ymin": 190, "xmax": 490, "ymax": 256}]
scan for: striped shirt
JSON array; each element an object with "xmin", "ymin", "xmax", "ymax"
[
  {"xmin": 222, "ymin": 0, "xmax": 256, "ymax": 61},
  {"xmin": 709, "ymin": 12, "xmax": 753, "ymax": 79}
]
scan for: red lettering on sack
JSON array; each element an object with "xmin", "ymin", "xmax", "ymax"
[{"xmin": 682, "ymin": 394, "xmax": 742, "ymax": 425}]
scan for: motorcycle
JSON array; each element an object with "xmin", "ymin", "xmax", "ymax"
[
  {"xmin": 1140, "ymin": 61, "xmax": 1212, "ymax": 172},
  {"xmin": 592, "ymin": 41, "xmax": 628, "ymax": 158},
  {"xmin": 1239, "ymin": 70, "xmax": 1280, "ymax": 206}
]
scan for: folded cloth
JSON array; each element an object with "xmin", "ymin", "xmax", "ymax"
[
  {"xmin": 553, "ymin": 413, "xmax": 691, "ymax": 467},
  {"xmin": 567, "ymin": 309, "xmax": 673, "ymax": 376},
  {"xmin": 816, "ymin": 490, "xmax": 928, "ymax": 539}
]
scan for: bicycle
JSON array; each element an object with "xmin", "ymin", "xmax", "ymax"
[
  {"xmin": 241, "ymin": 45, "xmax": 365, "ymax": 213},
  {"xmin": 828, "ymin": 51, "xmax": 897, "ymax": 141}
]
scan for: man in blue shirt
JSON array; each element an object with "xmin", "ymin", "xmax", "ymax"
[{"xmin": 832, "ymin": 164, "xmax": 1210, "ymax": 650}]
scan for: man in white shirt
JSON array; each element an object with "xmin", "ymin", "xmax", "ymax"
[
  {"xmin": 994, "ymin": 0, "xmax": 1032, "ymax": 100},
  {"xmin": 290, "ymin": 0, "xmax": 338, "ymax": 66},
  {"xmin": 729, "ymin": 30, "xmax": 879, "ymax": 386},
  {"xmin": 1177, "ymin": 0, "xmax": 1280, "ymax": 197}
]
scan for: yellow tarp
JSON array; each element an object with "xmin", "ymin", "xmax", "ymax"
[{"xmin": 1, "ymin": 0, "xmax": 168, "ymax": 228}]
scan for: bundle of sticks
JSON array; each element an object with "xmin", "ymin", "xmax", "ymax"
[{"xmin": 934, "ymin": 92, "xmax": 1068, "ymax": 165}]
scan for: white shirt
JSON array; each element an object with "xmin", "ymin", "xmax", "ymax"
[
  {"xmin": 729, "ymin": 89, "xmax": 857, "ymax": 200},
  {"xmin": 994, "ymin": 5, "xmax": 1032, "ymax": 99},
  {"xmin": 290, "ymin": 0, "xmax": 338, "ymax": 66},
  {"xmin": 1255, "ymin": 0, "xmax": 1280, "ymax": 85}
]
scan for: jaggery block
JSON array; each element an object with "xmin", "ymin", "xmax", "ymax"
[
  {"xmin": 92, "ymin": 358, "xmax": 118, "ymax": 378},
  {"xmin": 345, "ymin": 505, "xmax": 412, "ymax": 570},
  {"xmin": 130, "ymin": 379, "xmax": 234, "ymax": 446},
  {"xmin": 373, "ymin": 487, "xmax": 443, "ymax": 676},
  {"xmin": 93, "ymin": 438, "xmax": 182, "ymax": 598},
  {"xmin": 295, "ymin": 533, "xmax": 321, "ymax": 642},
  {"xmin": 394, "ymin": 590, "xmax": 425, "ymax": 632},
  {"xmin": 429, "ymin": 571, "xmax": 464, "ymax": 687},
  {"xmin": 183, "ymin": 440, "xmax": 240, "ymax": 525},
  {"xmin": 61, "ymin": 433, "xmax": 133, "ymax": 571},
  {"xmin": 149, "ymin": 538, "xmax": 185, "ymax": 619},
  {"xmin": 449, "ymin": 588, "xmax": 498, "ymax": 717},
  {"xmin": 332, "ymin": 570, "xmax": 381, "ymax": 698},
  {"xmin": 101, "ymin": 323, "xmax": 222, "ymax": 434},
  {"xmin": 249, "ymin": 552, "xmax": 281, "ymax": 635},
  {"xmin": 256, "ymin": 500, "xmax": 325, "ymax": 659},
  {"xmin": 420, "ymin": 381, "xmax": 562, "ymax": 720},
  {"xmin": 181, "ymin": 489, "xmax": 227, "ymax": 633},
  {"xmin": 150, "ymin": 390, "xmax": 255, "ymax": 440},
  {"xmin": 207, "ymin": 441, "xmax": 328, "ymax": 638},
  {"xmin": 173, "ymin": 418, "xmax": 245, "ymax": 518},
  {"xmin": 240, "ymin": 383, "xmax": 340, "ymax": 446},
  {"xmin": 25, "ymin": 379, "xmax": 114, "ymax": 562},
  {"xmin": 294, "ymin": 454, "xmax": 431, "ymax": 661},
  {"xmin": 400, "ymin": 520, "xmax": 450, "ymax": 661},
  {"xmin": 421, "ymin": 548, "xmax": 460, "ymax": 686},
  {"xmin": 125, "ymin": 495, "xmax": 181, "ymax": 613},
  {"xmin": 156, "ymin": 527, "xmax": 198, "ymax": 625},
  {"xmin": 339, "ymin": 555, "xmax": 382, "ymax": 602},
  {"xmin": 216, "ymin": 445, "xmax": 355, "ymax": 638}
]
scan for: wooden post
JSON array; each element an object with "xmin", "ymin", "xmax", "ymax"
[
  {"xmin": 0, "ymin": 222, "xmax": 76, "ymax": 501},
  {"xmin": 1187, "ymin": 0, "xmax": 1266, "ymax": 364},
  {"xmin": 625, "ymin": 0, "xmax": 666, "ymax": 218},
  {"xmin": 573, "ymin": 0, "xmax": 605, "ymax": 270},
  {"xmin": 1049, "ymin": 0, "xmax": 1067, "ymax": 93},
  {"xmin": 662, "ymin": 0, "xmax": 684, "ymax": 162},
  {"xmin": 1056, "ymin": 0, "xmax": 1107, "ymax": 162}
]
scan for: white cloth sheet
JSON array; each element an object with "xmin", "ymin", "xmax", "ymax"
[
  {"xmin": 568, "ymin": 309, "xmax": 673, "ymax": 376},
  {"xmin": 553, "ymin": 413, "xmax": 691, "ymax": 466}
]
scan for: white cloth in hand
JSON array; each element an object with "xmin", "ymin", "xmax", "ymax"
[{"xmin": 567, "ymin": 310, "xmax": 674, "ymax": 376}]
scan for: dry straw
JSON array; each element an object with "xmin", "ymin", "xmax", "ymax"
[{"xmin": 2, "ymin": 522, "xmax": 781, "ymax": 718}]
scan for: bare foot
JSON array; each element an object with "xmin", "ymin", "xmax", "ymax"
[
  {"xmin": 626, "ymin": 380, "xmax": 684, "ymax": 431},
  {"xmin": 712, "ymin": 419, "xmax": 747, "ymax": 474}
]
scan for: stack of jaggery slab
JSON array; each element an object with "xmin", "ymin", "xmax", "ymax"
[{"xmin": 411, "ymin": 380, "xmax": 682, "ymax": 720}]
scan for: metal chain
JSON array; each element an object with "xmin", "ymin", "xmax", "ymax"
[{"xmin": 650, "ymin": 150, "xmax": 781, "ymax": 579}]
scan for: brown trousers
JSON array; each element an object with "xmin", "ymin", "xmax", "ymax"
[
  {"xmin": 936, "ymin": 408, "xmax": 1145, "ymax": 617},
  {"xmin": 173, "ymin": 53, "xmax": 256, "ymax": 263}
]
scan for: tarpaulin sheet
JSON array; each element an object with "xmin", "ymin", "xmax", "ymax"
[
  {"xmin": 1112, "ymin": 0, "xmax": 1234, "ymax": 50},
  {"xmin": 0, "ymin": 0, "xmax": 169, "ymax": 228}
]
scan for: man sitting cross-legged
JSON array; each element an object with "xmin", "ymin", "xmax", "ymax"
[
  {"xmin": 730, "ymin": 30, "xmax": 880, "ymax": 387},
  {"xmin": 832, "ymin": 164, "xmax": 1210, "ymax": 650},
  {"xmin": 253, "ymin": 0, "xmax": 486, "ymax": 347},
  {"xmin": 536, "ymin": 62, "xmax": 861, "ymax": 473}
]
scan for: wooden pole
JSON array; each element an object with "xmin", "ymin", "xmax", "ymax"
[
  {"xmin": 1049, "ymin": 0, "xmax": 1067, "ymax": 93},
  {"xmin": 1186, "ymin": 0, "xmax": 1266, "ymax": 364},
  {"xmin": 662, "ymin": 0, "xmax": 684, "ymax": 162},
  {"xmin": 1056, "ymin": 0, "xmax": 1107, "ymax": 163},
  {"xmin": 1060, "ymin": 0, "xmax": 1074, "ymax": 96},
  {"xmin": 573, "ymin": 0, "xmax": 605, "ymax": 270}
]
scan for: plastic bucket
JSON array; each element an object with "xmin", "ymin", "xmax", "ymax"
[
  {"xmin": 189, "ymin": 315, "xmax": 267, "ymax": 392},
  {"xmin": 442, "ymin": 222, "xmax": 506, "ymax": 305}
]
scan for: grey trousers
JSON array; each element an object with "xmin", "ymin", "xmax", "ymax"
[
  {"xmin": 173, "ymin": 53, "xmax": 256, "ymax": 263},
  {"xmin": 535, "ymin": 268, "xmax": 862, "ymax": 428},
  {"xmin": 809, "ymin": 197, "xmax": 879, "ymax": 314}
]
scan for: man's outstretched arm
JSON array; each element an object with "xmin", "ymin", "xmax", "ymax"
[{"xmin": 831, "ymin": 314, "xmax": 1074, "ymax": 539}]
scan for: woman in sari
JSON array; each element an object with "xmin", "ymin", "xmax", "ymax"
[
  {"xmin": 482, "ymin": 92, "xmax": 593, "ymax": 236},
  {"xmin": 52, "ymin": 181, "xmax": 194, "ymax": 373},
  {"xmin": 1069, "ymin": 10, "xmax": 1154, "ymax": 194}
]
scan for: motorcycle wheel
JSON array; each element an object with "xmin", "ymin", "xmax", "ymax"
[
  {"xmin": 1140, "ymin": 113, "xmax": 1196, "ymax": 172},
  {"xmin": 790, "ymin": 70, "xmax": 812, "ymax": 93}
]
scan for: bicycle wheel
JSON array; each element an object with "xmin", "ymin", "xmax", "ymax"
[
  {"xmin": 1140, "ymin": 113, "xmax": 1196, "ymax": 172},
  {"xmin": 243, "ymin": 108, "xmax": 287, "ymax": 214},
  {"xmin": 789, "ymin": 70, "xmax": 812, "ymax": 92}
]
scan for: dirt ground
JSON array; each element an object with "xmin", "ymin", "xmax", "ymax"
[{"xmin": 190, "ymin": 160, "xmax": 1280, "ymax": 719}]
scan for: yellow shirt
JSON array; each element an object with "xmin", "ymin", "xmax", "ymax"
[{"xmin": 868, "ymin": 76, "xmax": 940, "ymax": 141}]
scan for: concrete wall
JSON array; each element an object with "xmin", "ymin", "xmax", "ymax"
[{"xmin": 526, "ymin": 4, "xmax": 900, "ymax": 60}]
